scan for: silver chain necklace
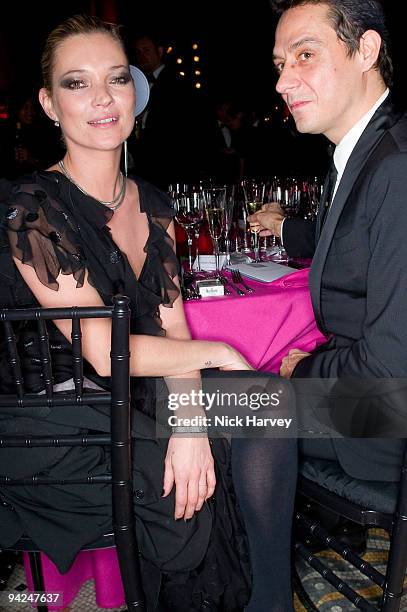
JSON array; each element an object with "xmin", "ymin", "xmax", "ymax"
[{"xmin": 58, "ymin": 159, "xmax": 126, "ymax": 211}]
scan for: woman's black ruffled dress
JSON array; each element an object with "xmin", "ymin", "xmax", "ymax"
[{"xmin": 0, "ymin": 172, "xmax": 250, "ymax": 610}]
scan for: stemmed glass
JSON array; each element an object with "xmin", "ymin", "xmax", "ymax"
[
  {"xmin": 173, "ymin": 192, "xmax": 204, "ymax": 273},
  {"xmin": 224, "ymin": 185, "xmax": 235, "ymax": 266},
  {"xmin": 189, "ymin": 189, "xmax": 205, "ymax": 273},
  {"xmin": 168, "ymin": 183, "xmax": 188, "ymax": 199},
  {"xmin": 305, "ymin": 177, "xmax": 323, "ymax": 220},
  {"xmin": 242, "ymin": 179, "xmax": 266, "ymax": 263},
  {"xmin": 203, "ymin": 187, "xmax": 226, "ymax": 276},
  {"xmin": 270, "ymin": 177, "xmax": 302, "ymax": 262},
  {"xmin": 282, "ymin": 178, "xmax": 302, "ymax": 217},
  {"xmin": 266, "ymin": 176, "xmax": 288, "ymax": 262}
]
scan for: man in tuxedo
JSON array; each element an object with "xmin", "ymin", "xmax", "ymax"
[
  {"xmin": 200, "ymin": 98, "xmax": 247, "ymax": 183},
  {"xmin": 253, "ymin": 0, "xmax": 407, "ymax": 482},
  {"xmin": 128, "ymin": 33, "xmax": 203, "ymax": 189}
]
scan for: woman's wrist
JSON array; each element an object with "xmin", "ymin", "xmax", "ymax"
[
  {"xmin": 206, "ymin": 342, "xmax": 233, "ymax": 369},
  {"xmin": 171, "ymin": 425, "xmax": 208, "ymax": 435}
]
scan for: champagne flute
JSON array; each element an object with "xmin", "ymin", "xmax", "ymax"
[
  {"xmin": 224, "ymin": 184, "xmax": 236, "ymax": 266},
  {"xmin": 189, "ymin": 189, "xmax": 205, "ymax": 273},
  {"xmin": 266, "ymin": 176, "xmax": 289, "ymax": 262},
  {"xmin": 203, "ymin": 187, "xmax": 226, "ymax": 275},
  {"xmin": 305, "ymin": 177, "xmax": 323, "ymax": 220},
  {"xmin": 246, "ymin": 200, "xmax": 264, "ymax": 262},
  {"xmin": 242, "ymin": 180, "xmax": 266, "ymax": 263}
]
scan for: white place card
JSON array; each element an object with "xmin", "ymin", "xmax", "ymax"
[{"xmin": 193, "ymin": 255, "xmax": 227, "ymax": 272}]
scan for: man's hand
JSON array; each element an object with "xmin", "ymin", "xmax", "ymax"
[
  {"xmin": 280, "ymin": 348, "xmax": 310, "ymax": 378},
  {"xmin": 247, "ymin": 202, "xmax": 285, "ymax": 237},
  {"xmin": 163, "ymin": 435, "xmax": 216, "ymax": 519}
]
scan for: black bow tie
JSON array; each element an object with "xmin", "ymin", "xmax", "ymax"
[{"xmin": 147, "ymin": 73, "xmax": 156, "ymax": 84}]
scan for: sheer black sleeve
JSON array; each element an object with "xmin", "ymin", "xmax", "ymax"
[{"xmin": 1, "ymin": 179, "xmax": 86, "ymax": 291}]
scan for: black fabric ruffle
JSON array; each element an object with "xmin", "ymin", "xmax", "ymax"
[
  {"xmin": 1, "ymin": 178, "xmax": 86, "ymax": 291},
  {"xmin": 0, "ymin": 171, "xmax": 180, "ymax": 335}
]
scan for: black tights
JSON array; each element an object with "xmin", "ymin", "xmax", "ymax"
[{"xmin": 231, "ymin": 438, "xmax": 297, "ymax": 612}]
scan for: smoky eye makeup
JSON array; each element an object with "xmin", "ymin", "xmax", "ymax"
[
  {"xmin": 111, "ymin": 71, "xmax": 131, "ymax": 84},
  {"xmin": 59, "ymin": 72, "xmax": 131, "ymax": 89},
  {"xmin": 60, "ymin": 77, "xmax": 87, "ymax": 90}
]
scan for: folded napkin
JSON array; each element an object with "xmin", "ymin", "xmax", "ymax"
[{"xmin": 272, "ymin": 268, "xmax": 310, "ymax": 288}]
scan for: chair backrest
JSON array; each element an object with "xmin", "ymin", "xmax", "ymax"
[
  {"xmin": 0, "ymin": 295, "xmax": 130, "ymax": 484},
  {"xmin": 0, "ymin": 295, "xmax": 146, "ymax": 608}
]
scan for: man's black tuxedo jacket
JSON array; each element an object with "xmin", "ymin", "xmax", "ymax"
[
  {"xmin": 282, "ymin": 217, "xmax": 316, "ymax": 258},
  {"xmin": 288, "ymin": 98, "xmax": 407, "ymax": 481}
]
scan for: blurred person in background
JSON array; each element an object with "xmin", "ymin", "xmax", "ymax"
[
  {"xmin": 200, "ymin": 97, "xmax": 248, "ymax": 184},
  {"xmin": 128, "ymin": 32, "xmax": 205, "ymax": 189},
  {"xmin": 3, "ymin": 92, "xmax": 62, "ymax": 178}
]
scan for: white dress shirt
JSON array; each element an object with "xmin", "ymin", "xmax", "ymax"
[
  {"xmin": 219, "ymin": 121, "xmax": 232, "ymax": 148},
  {"xmin": 332, "ymin": 88, "xmax": 389, "ymax": 201}
]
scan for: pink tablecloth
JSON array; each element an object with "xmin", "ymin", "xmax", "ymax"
[
  {"xmin": 24, "ymin": 268, "xmax": 326, "ymax": 609},
  {"xmin": 184, "ymin": 268, "xmax": 326, "ymax": 373},
  {"xmin": 23, "ymin": 549, "xmax": 124, "ymax": 610}
]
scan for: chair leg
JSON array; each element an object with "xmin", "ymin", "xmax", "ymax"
[
  {"xmin": 381, "ymin": 519, "xmax": 407, "ymax": 612},
  {"xmin": 115, "ymin": 537, "xmax": 146, "ymax": 611},
  {"xmin": 28, "ymin": 552, "xmax": 48, "ymax": 612}
]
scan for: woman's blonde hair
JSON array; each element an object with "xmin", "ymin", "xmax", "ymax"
[{"xmin": 41, "ymin": 14, "xmax": 125, "ymax": 93}]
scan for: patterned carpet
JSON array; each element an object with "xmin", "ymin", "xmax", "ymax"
[
  {"xmin": 1, "ymin": 529, "xmax": 406, "ymax": 611},
  {"xmin": 294, "ymin": 528, "xmax": 407, "ymax": 611}
]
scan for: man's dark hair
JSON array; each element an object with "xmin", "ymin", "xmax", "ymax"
[
  {"xmin": 132, "ymin": 32, "xmax": 166, "ymax": 52},
  {"xmin": 270, "ymin": 0, "xmax": 393, "ymax": 87}
]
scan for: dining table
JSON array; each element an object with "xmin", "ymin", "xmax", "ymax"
[
  {"xmin": 184, "ymin": 267, "xmax": 327, "ymax": 373},
  {"xmin": 23, "ymin": 267, "xmax": 327, "ymax": 609}
]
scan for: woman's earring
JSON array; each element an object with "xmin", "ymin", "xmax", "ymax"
[
  {"xmin": 54, "ymin": 120, "xmax": 60, "ymax": 127},
  {"xmin": 124, "ymin": 140, "xmax": 128, "ymax": 177}
]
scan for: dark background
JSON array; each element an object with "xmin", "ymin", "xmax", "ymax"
[
  {"xmin": 0, "ymin": 0, "xmax": 406, "ymax": 186},
  {"xmin": 1, "ymin": 0, "xmax": 406, "ymax": 112}
]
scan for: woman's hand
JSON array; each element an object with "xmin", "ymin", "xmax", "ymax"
[
  {"xmin": 162, "ymin": 435, "xmax": 216, "ymax": 519},
  {"xmin": 218, "ymin": 345, "xmax": 254, "ymax": 371}
]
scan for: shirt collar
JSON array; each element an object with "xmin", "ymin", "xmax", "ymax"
[
  {"xmin": 152, "ymin": 64, "xmax": 165, "ymax": 80},
  {"xmin": 333, "ymin": 89, "xmax": 389, "ymax": 181}
]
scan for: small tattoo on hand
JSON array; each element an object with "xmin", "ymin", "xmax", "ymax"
[{"xmin": 204, "ymin": 361, "xmax": 212, "ymax": 367}]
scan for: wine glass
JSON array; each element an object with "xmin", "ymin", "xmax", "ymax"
[
  {"xmin": 242, "ymin": 179, "xmax": 266, "ymax": 263},
  {"xmin": 269, "ymin": 177, "xmax": 301, "ymax": 263},
  {"xmin": 203, "ymin": 187, "xmax": 226, "ymax": 276},
  {"xmin": 173, "ymin": 192, "xmax": 204, "ymax": 273}
]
